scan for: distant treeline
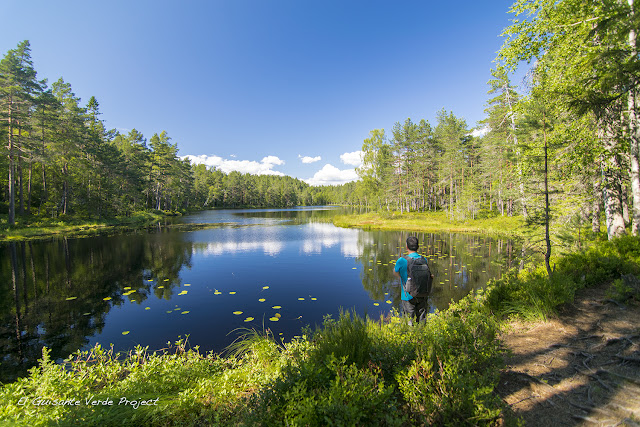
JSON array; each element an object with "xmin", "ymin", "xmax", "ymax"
[{"xmin": 0, "ymin": 41, "xmax": 350, "ymax": 223}]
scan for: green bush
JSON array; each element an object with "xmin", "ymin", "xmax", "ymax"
[
  {"xmin": 248, "ymin": 355, "xmax": 402, "ymax": 426},
  {"xmin": 308, "ymin": 309, "xmax": 372, "ymax": 369},
  {"xmin": 396, "ymin": 296, "xmax": 503, "ymax": 425}
]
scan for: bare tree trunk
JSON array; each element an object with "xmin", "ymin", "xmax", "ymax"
[
  {"xmin": 27, "ymin": 154, "xmax": 32, "ymax": 216},
  {"xmin": 8, "ymin": 98, "xmax": 16, "ymax": 225},
  {"xmin": 592, "ymin": 175, "xmax": 602, "ymax": 233},
  {"xmin": 601, "ymin": 152, "xmax": 626, "ymax": 239},
  {"xmin": 543, "ymin": 112, "xmax": 552, "ymax": 276},
  {"xmin": 628, "ymin": 0, "xmax": 640, "ymax": 235},
  {"xmin": 17, "ymin": 125, "xmax": 24, "ymax": 216}
]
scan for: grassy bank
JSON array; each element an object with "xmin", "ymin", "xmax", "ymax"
[
  {"xmin": 0, "ymin": 211, "xmax": 184, "ymax": 241},
  {"xmin": 332, "ymin": 211, "xmax": 525, "ymax": 237},
  {"xmin": 1, "ymin": 236, "xmax": 638, "ymax": 426}
]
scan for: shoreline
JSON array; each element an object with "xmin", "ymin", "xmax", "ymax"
[{"xmin": 331, "ymin": 211, "xmax": 526, "ymax": 237}]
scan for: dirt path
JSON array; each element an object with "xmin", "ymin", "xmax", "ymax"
[{"xmin": 496, "ymin": 285, "xmax": 640, "ymax": 426}]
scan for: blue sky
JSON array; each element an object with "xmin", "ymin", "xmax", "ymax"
[{"xmin": 1, "ymin": 0, "xmax": 522, "ymax": 185}]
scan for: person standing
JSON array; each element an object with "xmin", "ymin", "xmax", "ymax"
[{"xmin": 394, "ymin": 236, "xmax": 429, "ymax": 325}]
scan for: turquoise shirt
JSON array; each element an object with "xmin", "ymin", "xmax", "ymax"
[{"xmin": 395, "ymin": 252, "xmax": 422, "ymax": 301}]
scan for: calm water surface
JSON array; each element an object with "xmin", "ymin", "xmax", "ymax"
[{"xmin": 0, "ymin": 207, "xmax": 520, "ymax": 382}]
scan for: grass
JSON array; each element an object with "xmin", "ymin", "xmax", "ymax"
[
  {"xmin": 485, "ymin": 235, "xmax": 640, "ymax": 321},
  {"xmin": 332, "ymin": 210, "xmax": 526, "ymax": 237},
  {"xmin": 0, "ymin": 211, "xmax": 231, "ymax": 242},
  {"xmin": 0, "ymin": 211, "xmax": 172, "ymax": 241},
  {"xmin": 2, "ymin": 232, "xmax": 639, "ymax": 425}
]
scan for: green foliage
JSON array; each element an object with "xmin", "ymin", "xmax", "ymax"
[
  {"xmin": 247, "ymin": 354, "xmax": 402, "ymax": 426},
  {"xmin": 556, "ymin": 235, "xmax": 640, "ymax": 287},
  {"xmin": 1, "ymin": 294, "xmax": 507, "ymax": 426},
  {"xmin": 308, "ymin": 310, "xmax": 372, "ymax": 369},
  {"xmin": 485, "ymin": 267, "xmax": 578, "ymax": 321},
  {"xmin": 396, "ymin": 296, "xmax": 503, "ymax": 425},
  {"xmin": 485, "ymin": 236, "xmax": 640, "ymax": 321}
]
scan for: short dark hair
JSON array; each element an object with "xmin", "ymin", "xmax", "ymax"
[{"xmin": 406, "ymin": 236, "xmax": 419, "ymax": 251}]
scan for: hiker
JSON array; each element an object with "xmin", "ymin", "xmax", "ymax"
[{"xmin": 394, "ymin": 236, "xmax": 432, "ymax": 325}]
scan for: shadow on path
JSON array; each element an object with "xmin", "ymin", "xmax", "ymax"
[{"xmin": 496, "ymin": 286, "xmax": 640, "ymax": 426}]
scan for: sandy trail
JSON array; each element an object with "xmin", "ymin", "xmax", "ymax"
[{"xmin": 496, "ymin": 285, "xmax": 640, "ymax": 426}]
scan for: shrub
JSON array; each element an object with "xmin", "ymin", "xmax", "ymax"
[
  {"xmin": 308, "ymin": 309, "xmax": 371, "ymax": 369},
  {"xmin": 396, "ymin": 296, "xmax": 504, "ymax": 425}
]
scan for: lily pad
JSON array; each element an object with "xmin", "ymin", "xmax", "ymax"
[
  {"xmin": 181, "ymin": 311, "xmax": 190, "ymax": 314},
  {"xmin": 386, "ymin": 300, "xmax": 392, "ymax": 304},
  {"xmin": 229, "ymin": 291, "xmax": 236, "ymax": 294},
  {"xmin": 66, "ymin": 297, "xmax": 77, "ymax": 301},
  {"xmin": 298, "ymin": 297, "xmax": 305, "ymax": 301},
  {"xmin": 262, "ymin": 286, "xmax": 269, "ymax": 290},
  {"xmin": 233, "ymin": 311, "xmax": 243, "ymax": 315},
  {"xmin": 124, "ymin": 287, "xmax": 131, "ymax": 290},
  {"xmin": 103, "ymin": 297, "xmax": 112, "ymax": 301},
  {"xmin": 272, "ymin": 305, "xmax": 282, "ymax": 309},
  {"xmin": 122, "ymin": 331, "xmax": 130, "ymax": 335},
  {"xmin": 145, "ymin": 307, "xmax": 151, "ymax": 310},
  {"xmin": 311, "ymin": 297, "xmax": 317, "ymax": 301},
  {"xmin": 258, "ymin": 298, "xmax": 266, "ymax": 302},
  {"xmin": 178, "ymin": 290, "xmax": 188, "ymax": 295},
  {"xmin": 184, "ymin": 284, "xmax": 191, "ymax": 286},
  {"xmin": 269, "ymin": 317, "xmax": 279, "ymax": 322},
  {"xmin": 244, "ymin": 317, "xmax": 254, "ymax": 322},
  {"xmin": 373, "ymin": 302, "xmax": 380, "ymax": 306}
]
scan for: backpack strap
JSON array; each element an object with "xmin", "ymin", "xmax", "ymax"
[{"xmin": 401, "ymin": 255, "xmax": 413, "ymax": 296}]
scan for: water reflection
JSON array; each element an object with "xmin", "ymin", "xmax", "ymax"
[
  {"xmin": 353, "ymin": 231, "xmax": 519, "ymax": 312},
  {"xmin": 0, "ymin": 208, "xmax": 520, "ymax": 383},
  {"xmin": 0, "ymin": 234, "xmax": 193, "ymax": 382}
]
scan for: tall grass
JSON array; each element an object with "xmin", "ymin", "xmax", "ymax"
[{"xmin": 485, "ymin": 235, "xmax": 640, "ymax": 321}]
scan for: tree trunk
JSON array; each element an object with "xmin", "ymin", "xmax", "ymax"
[
  {"xmin": 592, "ymin": 175, "xmax": 602, "ymax": 233},
  {"xmin": 543, "ymin": 112, "xmax": 552, "ymax": 277},
  {"xmin": 27, "ymin": 154, "xmax": 32, "ymax": 216},
  {"xmin": 6, "ymin": 94, "xmax": 17, "ymax": 225},
  {"xmin": 628, "ymin": 0, "xmax": 640, "ymax": 235},
  {"xmin": 601, "ymin": 153, "xmax": 626, "ymax": 239},
  {"xmin": 17, "ymin": 129, "xmax": 24, "ymax": 216},
  {"xmin": 40, "ymin": 105, "xmax": 47, "ymax": 212}
]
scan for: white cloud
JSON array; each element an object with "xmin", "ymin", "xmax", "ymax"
[
  {"xmin": 304, "ymin": 164, "xmax": 359, "ymax": 186},
  {"xmin": 340, "ymin": 150, "xmax": 363, "ymax": 166},
  {"xmin": 261, "ymin": 155, "xmax": 285, "ymax": 166},
  {"xmin": 181, "ymin": 154, "xmax": 285, "ymax": 176},
  {"xmin": 470, "ymin": 126, "xmax": 490, "ymax": 138},
  {"xmin": 299, "ymin": 155, "xmax": 321, "ymax": 164}
]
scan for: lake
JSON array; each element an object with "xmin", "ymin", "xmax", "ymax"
[{"xmin": 0, "ymin": 206, "xmax": 520, "ymax": 382}]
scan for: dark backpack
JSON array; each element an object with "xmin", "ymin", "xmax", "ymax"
[{"xmin": 403, "ymin": 255, "xmax": 433, "ymax": 297}]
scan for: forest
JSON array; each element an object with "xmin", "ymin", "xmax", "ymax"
[
  {"xmin": 343, "ymin": 0, "xmax": 639, "ymax": 251},
  {"xmin": 2, "ymin": 0, "xmax": 639, "ymax": 249},
  {"xmin": 0, "ymin": 42, "xmax": 343, "ymax": 223}
]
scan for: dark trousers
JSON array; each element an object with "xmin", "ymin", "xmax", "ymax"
[{"xmin": 402, "ymin": 296, "xmax": 427, "ymax": 324}]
